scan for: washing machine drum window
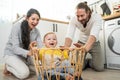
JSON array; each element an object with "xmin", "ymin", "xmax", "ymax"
[{"xmin": 108, "ymin": 27, "xmax": 120, "ymax": 55}]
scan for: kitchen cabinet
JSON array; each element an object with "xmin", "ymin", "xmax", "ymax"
[
  {"xmin": 37, "ymin": 18, "xmax": 69, "ymax": 46},
  {"xmin": 55, "ymin": 23, "xmax": 68, "ymax": 46}
]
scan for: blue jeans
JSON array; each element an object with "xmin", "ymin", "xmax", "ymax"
[{"xmin": 39, "ymin": 60, "xmax": 74, "ymax": 80}]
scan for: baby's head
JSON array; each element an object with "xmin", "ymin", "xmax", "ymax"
[{"xmin": 43, "ymin": 32, "xmax": 57, "ymax": 48}]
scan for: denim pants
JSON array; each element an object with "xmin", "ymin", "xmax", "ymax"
[{"xmin": 39, "ymin": 60, "xmax": 74, "ymax": 80}]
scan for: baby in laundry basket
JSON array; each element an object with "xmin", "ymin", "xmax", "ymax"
[{"xmin": 31, "ymin": 32, "xmax": 83, "ymax": 80}]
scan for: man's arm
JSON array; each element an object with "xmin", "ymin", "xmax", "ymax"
[
  {"xmin": 84, "ymin": 14, "xmax": 102, "ymax": 52},
  {"xmin": 84, "ymin": 35, "xmax": 96, "ymax": 52},
  {"xmin": 64, "ymin": 37, "xmax": 73, "ymax": 47}
]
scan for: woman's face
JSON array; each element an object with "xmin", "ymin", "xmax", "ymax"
[
  {"xmin": 27, "ymin": 13, "xmax": 40, "ymax": 30},
  {"xmin": 44, "ymin": 34, "xmax": 57, "ymax": 48}
]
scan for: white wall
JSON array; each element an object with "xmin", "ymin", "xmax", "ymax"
[
  {"xmin": 12, "ymin": 0, "xmax": 77, "ymax": 22},
  {"xmin": 0, "ymin": 0, "xmax": 12, "ymax": 22},
  {"xmin": 0, "ymin": 22, "xmax": 12, "ymax": 64},
  {"xmin": 1, "ymin": 0, "xmax": 119, "ymax": 22},
  {"xmin": 6, "ymin": 0, "xmax": 107, "ymax": 22}
]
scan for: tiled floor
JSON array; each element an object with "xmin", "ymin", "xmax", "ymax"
[{"xmin": 0, "ymin": 68, "xmax": 120, "ymax": 80}]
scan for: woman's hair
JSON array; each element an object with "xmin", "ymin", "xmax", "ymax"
[
  {"xmin": 76, "ymin": 2, "xmax": 91, "ymax": 14},
  {"xmin": 43, "ymin": 32, "xmax": 56, "ymax": 42},
  {"xmin": 21, "ymin": 8, "xmax": 41, "ymax": 50}
]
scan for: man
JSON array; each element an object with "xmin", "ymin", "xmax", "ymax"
[{"xmin": 64, "ymin": 2, "xmax": 104, "ymax": 71}]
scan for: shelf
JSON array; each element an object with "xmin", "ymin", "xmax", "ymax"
[
  {"xmin": 102, "ymin": 12, "xmax": 120, "ymax": 20},
  {"xmin": 41, "ymin": 18, "xmax": 69, "ymax": 24}
]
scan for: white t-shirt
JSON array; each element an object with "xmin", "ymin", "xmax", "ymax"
[{"xmin": 66, "ymin": 12, "xmax": 103, "ymax": 43}]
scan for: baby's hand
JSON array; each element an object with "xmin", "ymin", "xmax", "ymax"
[{"xmin": 66, "ymin": 74, "xmax": 74, "ymax": 80}]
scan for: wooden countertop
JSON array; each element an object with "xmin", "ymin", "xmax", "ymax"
[
  {"xmin": 102, "ymin": 12, "xmax": 120, "ymax": 20},
  {"xmin": 13, "ymin": 16, "xmax": 69, "ymax": 24}
]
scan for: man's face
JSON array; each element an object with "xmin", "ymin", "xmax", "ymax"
[{"xmin": 76, "ymin": 8, "xmax": 89, "ymax": 25}]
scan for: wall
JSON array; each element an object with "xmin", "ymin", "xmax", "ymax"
[
  {"xmin": 0, "ymin": 0, "xmax": 12, "ymax": 22},
  {"xmin": 0, "ymin": 22, "xmax": 12, "ymax": 64}
]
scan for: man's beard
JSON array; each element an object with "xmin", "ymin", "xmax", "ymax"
[{"xmin": 79, "ymin": 18, "xmax": 88, "ymax": 28}]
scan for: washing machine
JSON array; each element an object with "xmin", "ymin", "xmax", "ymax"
[{"xmin": 104, "ymin": 18, "xmax": 120, "ymax": 69}]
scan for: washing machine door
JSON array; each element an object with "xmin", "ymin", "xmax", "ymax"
[{"xmin": 108, "ymin": 27, "xmax": 120, "ymax": 55}]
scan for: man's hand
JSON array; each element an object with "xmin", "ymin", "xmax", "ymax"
[
  {"xmin": 73, "ymin": 43, "xmax": 83, "ymax": 48},
  {"xmin": 59, "ymin": 46, "xmax": 68, "ymax": 51}
]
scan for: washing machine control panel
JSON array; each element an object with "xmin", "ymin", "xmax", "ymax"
[{"xmin": 118, "ymin": 20, "xmax": 120, "ymax": 25}]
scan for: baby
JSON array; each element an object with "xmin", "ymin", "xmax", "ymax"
[{"xmin": 31, "ymin": 32, "xmax": 83, "ymax": 80}]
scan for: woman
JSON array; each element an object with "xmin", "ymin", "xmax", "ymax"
[{"xmin": 3, "ymin": 8, "xmax": 43, "ymax": 79}]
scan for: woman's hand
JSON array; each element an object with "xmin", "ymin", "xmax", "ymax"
[
  {"xmin": 28, "ymin": 41, "xmax": 38, "ymax": 56},
  {"xmin": 29, "ymin": 41, "xmax": 37, "ymax": 49},
  {"xmin": 27, "ymin": 51, "xmax": 33, "ymax": 56}
]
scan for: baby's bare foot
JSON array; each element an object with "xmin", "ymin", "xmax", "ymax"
[{"xmin": 66, "ymin": 74, "xmax": 74, "ymax": 80}]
